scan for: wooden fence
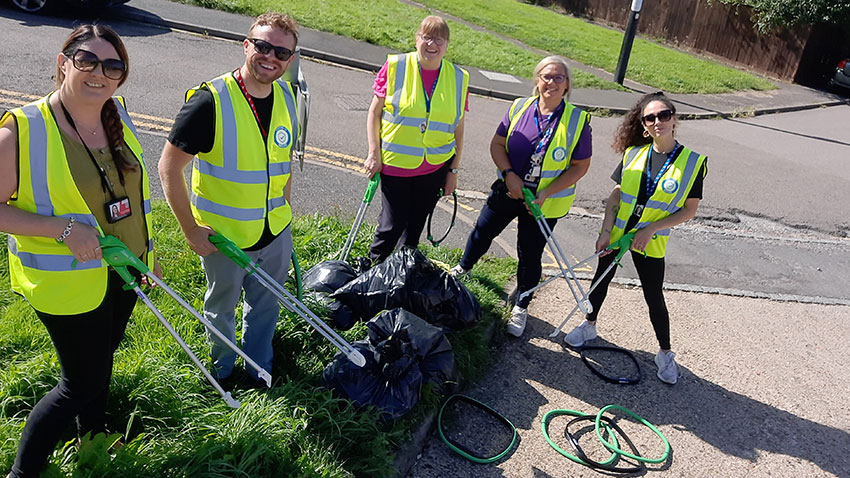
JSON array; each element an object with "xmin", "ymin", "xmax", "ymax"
[{"xmin": 538, "ymin": 0, "xmax": 845, "ymax": 84}]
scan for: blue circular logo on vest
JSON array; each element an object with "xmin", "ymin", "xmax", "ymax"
[
  {"xmin": 274, "ymin": 126, "xmax": 291, "ymax": 149},
  {"xmin": 661, "ymin": 178, "xmax": 679, "ymax": 194},
  {"xmin": 551, "ymin": 146, "xmax": 568, "ymax": 162}
]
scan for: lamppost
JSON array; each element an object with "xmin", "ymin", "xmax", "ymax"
[{"xmin": 614, "ymin": 0, "xmax": 643, "ymax": 85}]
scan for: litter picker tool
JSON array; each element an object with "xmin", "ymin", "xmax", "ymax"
[
  {"xmin": 339, "ymin": 175, "xmax": 380, "ymax": 263},
  {"xmin": 521, "ymin": 187, "xmax": 592, "ymax": 315},
  {"xmin": 209, "ymin": 234, "xmax": 367, "ymax": 368},
  {"xmin": 98, "ymin": 236, "xmax": 272, "ymax": 409},
  {"xmin": 548, "ymin": 232, "xmax": 635, "ymax": 338}
]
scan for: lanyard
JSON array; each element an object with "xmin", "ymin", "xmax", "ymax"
[
  {"xmin": 58, "ymin": 94, "xmax": 119, "ymax": 200},
  {"xmin": 645, "ymin": 142, "xmax": 681, "ymax": 198},
  {"xmin": 234, "ymin": 68, "xmax": 268, "ymax": 138},
  {"xmin": 532, "ymin": 99, "xmax": 563, "ymax": 158},
  {"xmin": 419, "ymin": 64, "xmax": 441, "ymax": 114}
]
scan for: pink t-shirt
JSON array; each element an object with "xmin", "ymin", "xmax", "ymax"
[{"xmin": 373, "ymin": 61, "xmax": 469, "ymax": 177}]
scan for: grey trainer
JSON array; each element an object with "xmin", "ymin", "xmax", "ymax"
[
  {"xmin": 654, "ymin": 350, "xmax": 679, "ymax": 385},
  {"xmin": 564, "ymin": 320, "xmax": 597, "ymax": 347}
]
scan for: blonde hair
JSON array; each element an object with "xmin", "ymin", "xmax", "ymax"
[
  {"xmin": 249, "ymin": 12, "xmax": 300, "ymax": 47},
  {"xmin": 417, "ymin": 15, "xmax": 450, "ymax": 43},
  {"xmin": 531, "ymin": 55, "xmax": 573, "ymax": 101}
]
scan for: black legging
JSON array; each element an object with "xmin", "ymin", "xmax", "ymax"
[
  {"xmin": 586, "ymin": 250, "xmax": 671, "ymax": 350},
  {"xmin": 10, "ymin": 271, "xmax": 137, "ymax": 478}
]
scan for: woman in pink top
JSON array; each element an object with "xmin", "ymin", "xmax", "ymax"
[{"xmin": 363, "ymin": 16, "xmax": 469, "ymax": 263}]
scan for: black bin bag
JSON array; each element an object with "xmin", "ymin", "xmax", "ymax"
[
  {"xmin": 303, "ymin": 260, "xmax": 359, "ymax": 330},
  {"xmin": 322, "ymin": 309, "xmax": 456, "ymax": 420},
  {"xmin": 304, "ymin": 291, "xmax": 358, "ymax": 331},
  {"xmin": 331, "ymin": 247, "xmax": 481, "ymax": 330}
]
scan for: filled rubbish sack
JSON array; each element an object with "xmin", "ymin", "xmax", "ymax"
[
  {"xmin": 303, "ymin": 260, "xmax": 359, "ymax": 330},
  {"xmin": 331, "ymin": 247, "xmax": 481, "ymax": 330},
  {"xmin": 323, "ymin": 308, "xmax": 456, "ymax": 420}
]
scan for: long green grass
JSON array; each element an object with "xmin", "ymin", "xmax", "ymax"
[
  {"xmin": 178, "ymin": 0, "xmax": 773, "ymax": 93},
  {"xmin": 177, "ymin": 0, "xmax": 620, "ymax": 90},
  {"xmin": 417, "ymin": 0, "xmax": 776, "ymax": 93},
  {"xmin": 0, "ymin": 202, "xmax": 515, "ymax": 477}
]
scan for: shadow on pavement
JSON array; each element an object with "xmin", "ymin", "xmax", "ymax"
[{"xmin": 0, "ymin": 4, "xmax": 170, "ymax": 38}]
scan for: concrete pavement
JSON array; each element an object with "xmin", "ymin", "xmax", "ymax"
[{"xmin": 112, "ymin": 0, "xmax": 849, "ymax": 118}]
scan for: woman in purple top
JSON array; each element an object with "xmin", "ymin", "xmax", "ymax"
[{"xmin": 451, "ymin": 56, "xmax": 592, "ymax": 337}]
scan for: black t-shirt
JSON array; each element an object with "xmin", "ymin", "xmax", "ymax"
[
  {"xmin": 168, "ymin": 77, "xmax": 278, "ymax": 251},
  {"xmin": 611, "ymin": 146, "xmax": 707, "ymax": 232}
]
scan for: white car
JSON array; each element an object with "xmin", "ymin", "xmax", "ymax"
[
  {"xmin": 10, "ymin": 0, "xmax": 129, "ymax": 13},
  {"xmin": 828, "ymin": 58, "xmax": 850, "ymax": 92}
]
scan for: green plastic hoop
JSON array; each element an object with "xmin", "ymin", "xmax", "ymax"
[{"xmin": 594, "ymin": 404, "xmax": 671, "ymax": 464}]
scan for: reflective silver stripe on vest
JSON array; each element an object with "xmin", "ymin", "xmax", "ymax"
[
  {"xmin": 563, "ymin": 107, "xmax": 582, "ymax": 150},
  {"xmin": 267, "ymin": 196, "xmax": 287, "ymax": 211},
  {"xmin": 620, "ymin": 191, "xmax": 637, "ymax": 204},
  {"xmin": 21, "ymin": 104, "xmax": 52, "ymax": 217},
  {"xmin": 665, "ymin": 150, "xmax": 701, "ymax": 212},
  {"xmin": 391, "ymin": 53, "xmax": 408, "ymax": 115},
  {"xmin": 383, "ymin": 141, "xmax": 424, "ymax": 157},
  {"xmin": 148, "ymin": 238, "xmax": 154, "ymax": 251},
  {"xmin": 8, "ymin": 236, "xmax": 102, "ymax": 271},
  {"xmin": 451, "ymin": 64, "xmax": 464, "ymax": 130},
  {"xmin": 615, "ymin": 217, "xmax": 627, "ymax": 229},
  {"xmin": 382, "ymin": 111, "xmax": 456, "ymax": 134},
  {"xmin": 549, "ymin": 186, "xmax": 575, "ymax": 199},
  {"xmin": 427, "ymin": 141, "xmax": 456, "ymax": 155},
  {"xmin": 540, "ymin": 168, "xmax": 565, "ymax": 179},
  {"xmin": 634, "ymin": 222, "xmax": 671, "ymax": 236},
  {"xmin": 143, "ymin": 199, "xmax": 151, "ymax": 214},
  {"xmin": 113, "ymin": 98, "xmax": 139, "ymax": 139},
  {"xmin": 623, "ymin": 145, "xmax": 644, "ymax": 170},
  {"xmin": 194, "ymin": 158, "xmax": 268, "ymax": 184},
  {"xmin": 269, "ymin": 161, "xmax": 291, "ymax": 177},
  {"xmin": 191, "ymin": 193, "xmax": 265, "ymax": 221},
  {"xmin": 644, "ymin": 199, "xmax": 669, "ymax": 211},
  {"xmin": 276, "ymin": 79, "xmax": 299, "ymax": 142},
  {"xmin": 209, "ymin": 78, "xmax": 238, "ymax": 171}
]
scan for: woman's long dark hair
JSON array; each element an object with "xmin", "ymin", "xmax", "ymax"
[
  {"xmin": 612, "ymin": 91, "xmax": 676, "ymax": 154},
  {"xmin": 56, "ymin": 24, "xmax": 136, "ymax": 180}
]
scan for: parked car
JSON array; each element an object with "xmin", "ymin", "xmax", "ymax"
[
  {"xmin": 10, "ymin": 0, "xmax": 129, "ymax": 13},
  {"xmin": 828, "ymin": 57, "xmax": 850, "ymax": 92}
]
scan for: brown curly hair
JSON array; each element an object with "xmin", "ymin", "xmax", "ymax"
[
  {"xmin": 56, "ymin": 24, "xmax": 136, "ymax": 182},
  {"xmin": 612, "ymin": 91, "xmax": 676, "ymax": 154}
]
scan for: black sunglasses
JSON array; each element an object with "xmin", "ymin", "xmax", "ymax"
[
  {"xmin": 642, "ymin": 109, "xmax": 673, "ymax": 125},
  {"xmin": 65, "ymin": 49, "xmax": 126, "ymax": 81},
  {"xmin": 247, "ymin": 38, "xmax": 294, "ymax": 61}
]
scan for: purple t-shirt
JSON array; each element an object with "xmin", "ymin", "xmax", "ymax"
[{"xmin": 496, "ymin": 99, "xmax": 592, "ymax": 179}]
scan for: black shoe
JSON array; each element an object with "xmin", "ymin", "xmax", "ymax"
[{"xmin": 217, "ymin": 373, "xmax": 240, "ymax": 392}]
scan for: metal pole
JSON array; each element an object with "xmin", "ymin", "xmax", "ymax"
[{"xmin": 614, "ymin": 0, "xmax": 643, "ymax": 85}]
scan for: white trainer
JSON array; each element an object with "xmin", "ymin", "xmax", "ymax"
[
  {"xmin": 654, "ymin": 350, "xmax": 679, "ymax": 385},
  {"xmin": 506, "ymin": 306, "xmax": 528, "ymax": 337},
  {"xmin": 564, "ymin": 320, "xmax": 597, "ymax": 347},
  {"xmin": 449, "ymin": 265, "xmax": 470, "ymax": 277}
]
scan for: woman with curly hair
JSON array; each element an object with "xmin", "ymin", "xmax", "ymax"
[{"xmin": 564, "ymin": 91, "xmax": 707, "ymax": 385}]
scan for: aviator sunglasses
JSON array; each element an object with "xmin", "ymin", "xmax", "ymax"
[
  {"xmin": 64, "ymin": 49, "xmax": 126, "ymax": 80},
  {"xmin": 247, "ymin": 38, "xmax": 294, "ymax": 61},
  {"xmin": 642, "ymin": 109, "xmax": 673, "ymax": 125}
]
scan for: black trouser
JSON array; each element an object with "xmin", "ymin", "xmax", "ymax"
[
  {"xmin": 459, "ymin": 180, "xmax": 558, "ymax": 309},
  {"xmin": 586, "ymin": 249, "xmax": 671, "ymax": 350},
  {"xmin": 369, "ymin": 160, "xmax": 451, "ymax": 263},
  {"xmin": 10, "ymin": 271, "xmax": 137, "ymax": 478}
]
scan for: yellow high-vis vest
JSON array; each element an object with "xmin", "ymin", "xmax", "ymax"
[
  {"xmin": 499, "ymin": 96, "xmax": 589, "ymax": 219},
  {"xmin": 4, "ymin": 95, "xmax": 155, "ymax": 315},
  {"xmin": 380, "ymin": 53, "xmax": 469, "ymax": 168},
  {"xmin": 188, "ymin": 72, "xmax": 298, "ymax": 249},
  {"xmin": 611, "ymin": 143, "xmax": 707, "ymax": 258}
]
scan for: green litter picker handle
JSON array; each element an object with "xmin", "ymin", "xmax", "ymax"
[
  {"xmin": 364, "ymin": 174, "xmax": 380, "ymax": 203},
  {"xmin": 291, "ymin": 248, "xmax": 303, "ymax": 301},
  {"xmin": 521, "ymin": 187, "xmax": 544, "ymax": 220},
  {"xmin": 608, "ymin": 232, "xmax": 635, "ymax": 263},
  {"xmin": 99, "ymin": 235, "xmax": 150, "ymax": 289},
  {"xmin": 208, "ymin": 234, "xmax": 255, "ymax": 271}
]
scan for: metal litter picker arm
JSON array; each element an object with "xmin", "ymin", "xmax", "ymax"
[
  {"xmin": 98, "ymin": 236, "xmax": 246, "ymax": 408},
  {"xmin": 521, "ymin": 187, "xmax": 592, "ymax": 315},
  {"xmin": 339, "ymin": 175, "xmax": 380, "ymax": 263},
  {"xmin": 209, "ymin": 234, "xmax": 367, "ymax": 368},
  {"xmin": 548, "ymin": 232, "xmax": 635, "ymax": 338}
]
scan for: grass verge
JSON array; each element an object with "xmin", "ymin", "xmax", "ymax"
[
  {"xmin": 175, "ymin": 0, "xmax": 622, "ymax": 90},
  {"xmin": 0, "ymin": 202, "xmax": 515, "ymax": 477},
  {"xmin": 417, "ymin": 0, "xmax": 776, "ymax": 93}
]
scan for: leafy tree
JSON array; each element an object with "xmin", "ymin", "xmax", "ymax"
[{"xmin": 718, "ymin": 0, "xmax": 850, "ymax": 32}]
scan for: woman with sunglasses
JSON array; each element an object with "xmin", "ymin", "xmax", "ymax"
[
  {"xmin": 564, "ymin": 91, "xmax": 707, "ymax": 385},
  {"xmin": 0, "ymin": 25, "xmax": 158, "ymax": 477},
  {"xmin": 450, "ymin": 56, "xmax": 592, "ymax": 338},
  {"xmin": 364, "ymin": 15, "xmax": 469, "ymax": 264}
]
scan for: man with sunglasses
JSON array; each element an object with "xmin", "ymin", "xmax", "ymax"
[{"xmin": 159, "ymin": 12, "xmax": 300, "ymax": 390}]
